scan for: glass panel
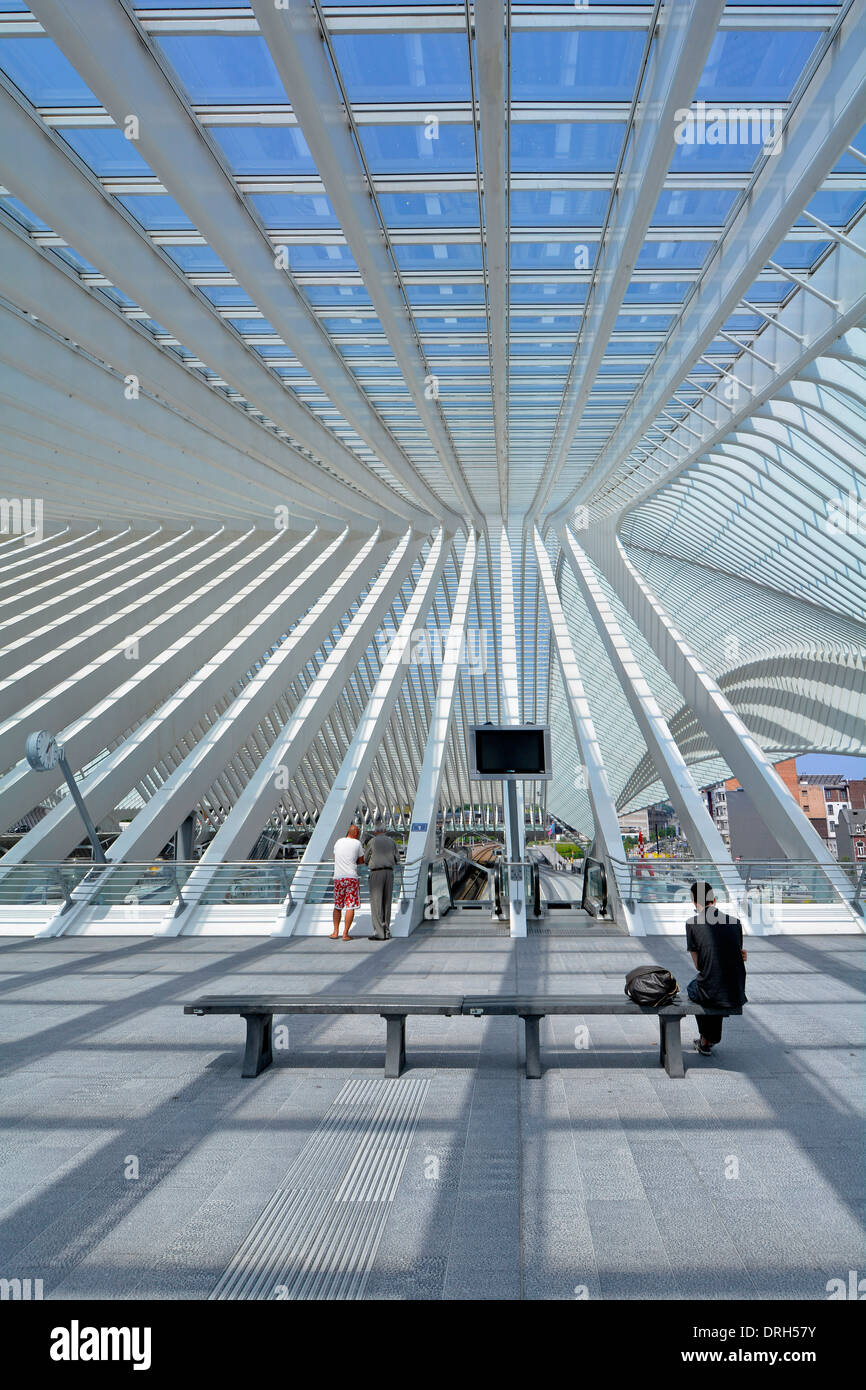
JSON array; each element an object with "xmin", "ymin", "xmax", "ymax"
[
  {"xmin": 696, "ymin": 30, "xmax": 820, "ymax": 101},
  {"xmin": 0, "ymin": 36, "xmax": 99, "ymax": 105},
  {"xmin": 378, "ymin": 192, "xmax": 479, "ymax": 227},
  {"xmin": 156, "ymin": 36, "xmax": 286, "ymax": 105},
  {"xmin": 511, "ymin": 30, "xmax": 644, "ymax": 101},
  {"xmin": 250, "ymin": 193, "xmax": 339, "ymax": 228},
  {"xmin": 636, "ymin": 241, "xmax": 713, "ymax": 269},
  {"xmin": 511, "ymin": 122, "xmax": 625, "ymax": 172},
  {"xmin": 0, "ymin": 195, "xmax": 49, "ymax": 231},
  {"xmin": 210, "ymin": 126, "xmax": 315, "ymax": 176},
  {"xmin": 511, "ymin": 241, "xmax": 598, "ymax": 269},
  {"xmin": 797, "ymin": 190, "xmax": 866, "ymax": 227},
  {"xmin": 331, "ymin": 33, "xmax": 470, "ymax": 102},
  {"xmin": 358, "ymin": 123, "xmax": 476, "ymax": 174},
  {"xmin": 393, "ymin": 242, "xmax": 482, "ymax": 269},
  {"xmin": 60, "ymin": 128, "xmax": 152, "ymax": 176},
  {"xmin": 116, "ymin": 194, "xmax": 196, "ymax": 231},
  {"xmin": 511, "ymin": 189, "xmax": 609, "ymax": 226},
  {"xmin": 651, "ymin": 188, "xmax": 738, "ymax": 226}
]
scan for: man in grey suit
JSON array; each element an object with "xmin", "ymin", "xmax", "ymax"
[{"xmin": 365, "ymin": 818, "xmax": 399, "ymax": 940}]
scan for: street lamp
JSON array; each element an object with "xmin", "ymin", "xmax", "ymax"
[{"xmin": 24, "ymin": 730, "xmax": 107, "ymax": 864}]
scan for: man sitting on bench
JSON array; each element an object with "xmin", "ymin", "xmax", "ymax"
[{"xmin": 686, "ymin": 880, "xmax": 748, "ymax": 1056}]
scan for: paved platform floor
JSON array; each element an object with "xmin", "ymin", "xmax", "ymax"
[{"xmin": 0, "ymin": 930, "xmax": 862, "ymax": 1300}]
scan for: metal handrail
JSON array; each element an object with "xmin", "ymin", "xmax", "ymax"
[{"xmin": 606, "ymin": 855, "xmax": 854, "ymax": 908}]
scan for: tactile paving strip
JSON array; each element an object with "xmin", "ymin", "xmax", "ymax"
[{"xmin": 210, "ymin": 1077, "xmax": 429, "ymax": 1300}]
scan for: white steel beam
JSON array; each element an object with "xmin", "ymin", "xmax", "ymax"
[
  {"xmin": 114, "ymin": 529, "xmax": 405, "ymax": 865},
  {"xmin": 531, "ymin": 0, "xmax": 724, "ymax": 521},
  {"xmin": 4, "ymin": 528, "xmax": 365, "ymax": 863},
  {"xmin": 249, "ymin": 0, "xmax": 479, "ymax": 529},
  {"xmin": 612, "ymin": 221, "xmax": 866, "ymax": 520},
  {"xmin": 533, "ymin": 528, "xmax": 633, "ymax": 927},
  {"xmin": 289, "ymin": 528, "xmax": 449, "ymax": 917},
  {"xmin": 392, "ymin": 529, "xmax": 477, "ymax": 934},
  {"xmin": 27, "ymin": 0, "xmax": 459, "ymax": 529},
  {"xmin": 474, "ymin": 0, "xmax": 509, "ymax": 519},
  {"xmin": 0, "ymin": 310, "xmax": 340, "ymax": 528},
  {"xmin": 560, "ymin": 526, "xmax": 742, "ymax": 903},
  {"xmin": 174, "ymin": 529, "xmax": 422, "ymax": 893},
  {"xmin": 0, "ymin": 75, "xmax": 432, "ymax": 531},
  {"xmin": 582, "ymin": 524, "xmax": 856, "ymax": 900},
  {"xmin": 0, "ymin": 219, "xmax": 387, "ymax": 528},
  {"xmin": 549, "ymin": 0, "xmax": 866, "ymax": 521},
  {"xmin": 497, "ymin": 527, "xmax": 527, "ymax": 934},
  {"xmin": 0, "ymin": 530, "xmax": 314, "ymax": 825}
]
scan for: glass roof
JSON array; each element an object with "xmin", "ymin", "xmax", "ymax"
[{"xmin": 0, "ymin": 0, "xmax": 862, "ymax": 834}]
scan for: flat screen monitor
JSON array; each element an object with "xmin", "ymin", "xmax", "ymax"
[{"xmin": 469, "ymin": 725, "xmax": 552, "ymax": 780}]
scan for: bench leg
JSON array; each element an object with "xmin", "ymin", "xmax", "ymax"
[
  {"xmin": 383, "ymin": 1014, "xmax": 407, "ymax": 1078},
  {"xmin": 521, "ymin": 1014, "xmax": 542, "ymax": 1079},
  {"xmin": 659, "ymin": 1016, "xmax": 684, "ymax": 1079},
  {"xmin": 241, "ymin": 1012, "xmax": 273, "ymax": 1078}
]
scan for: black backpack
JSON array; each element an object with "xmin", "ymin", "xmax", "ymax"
[{"xmin": 624, "ymin": 965, "xmax": 679, "ymax": 1007}]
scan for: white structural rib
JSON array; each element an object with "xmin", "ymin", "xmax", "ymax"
[
  {"xmin": 548, "ymin": 0, "xmax": 866, "ymax": 521},
  {"xmin": 474, "ymin": 0, "xmax": 509, "ymax": 520},
  {"xmin": 288, "ymin": 529, "xmax": 449, "ymax": 921},
  {"xmin": 392, "ymin": 529, "xmax": 477, "ymax": 935},
  {"xmin": 0, "ymin": 531, "xmax": 304, "ymax": 832},
  {"xmin": 0, "ymin": 221, "xmax": 378, "ymax": 529},
  {"xmin": 559, "ymin": 528, "xmax": 742, "ymax": 904},
  {"xmin": 176, "ymin": 529, "xmax": 422, "ymax": 894},
  {"xmin": 613, "ymin": 224, "xmax": 866, "ymax": 520},
  {"xmin": 0, "ymin": 528, "xmax": 223, "ymax": 713},
  {"xmin": 582, "ymin": 524, "xmax": 856, "ymax": 902},
  {"xmin": 249, "ymin": 0, "xmax": 479, "ymax": 529},
  {"xmin": 531, "ymin": 0, "xmax": 724, "ymax": 521},
  {"xmin": 27, "ymin": 0, "xmax": 458, "ymax": 529},
  {"xmin": 533, "ymin": 529, "xmax": 632, "ymax": 927},
  {"xmin": 0, "ymin": 77, "xmax": 432, "ymax": 533},
  {"xmin": 497, "ymin": 528, "xmax": 527, "ymax": 935},
  {"xmin": 3, "ymin": 528, "xmax": 363, "ymax": 864},
  {"xmin": 109, "ymin": 530, "xmax": 409, "ymax": 867}
]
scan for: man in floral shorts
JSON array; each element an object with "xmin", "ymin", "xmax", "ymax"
[{"xmin": 331, "ymin": 824, "xmax": 365, "ymax": 939}]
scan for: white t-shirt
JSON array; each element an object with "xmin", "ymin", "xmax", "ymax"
[{"xmin": 333, "ymin": 836, "xmax": 363, "ymax": 880}]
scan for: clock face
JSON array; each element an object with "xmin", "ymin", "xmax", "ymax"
[{"xmin": 25, "ymin": 730, "xmax": 60, "ymax": 772}]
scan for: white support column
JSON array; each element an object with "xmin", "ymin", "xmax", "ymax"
[
  {"xmin": 497, "ymin": 528, "xmax": 527, "ymax": 936},
  {"xmin": 171, "ymin": 530, "xmax": 423, "ymax": 917},
  {"xmin": 286, "ymin": 529, "xmax": 449, "ymax": 926},
  {"xmin": 0, "ymin": 529, "xmax": 227, "ymax": 714},
  {"xmin": 114, "ymin": 531, "xmax": 402, "ymax": 868},
  {"xmin": 0, "ymin": 528, "xmax": 285, "ymax": 830},
  {"xmin": 5, "ymin": 528, "xmax": 364, "ymax": 865},
  {"xmin": 392, "ymin": 531, "xmax": 477, "ymax": 935},
  {"xmin": 559, "ymin": 526, "xmax": 743, "ymax": 907},
  {"xmin": 584, "ymin": 525, "xmax": 855, "ymax": 900},
  {"xmin": 533, "ymin": 530, "xmax": 635, "ymax": 931}
]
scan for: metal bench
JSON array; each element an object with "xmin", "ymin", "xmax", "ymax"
[
  {"xmin": 462, "ymin": 994, "xmax": 742, "ymax": 1078},
  {"xmin": 184, "ymin": 994, "xmax": 464, "ymax": 1078}
]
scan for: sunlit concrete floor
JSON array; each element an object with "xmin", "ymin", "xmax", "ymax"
[{"xmin": 0, "ymin": 929, "xmax": 862, "ymax": 1300}]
